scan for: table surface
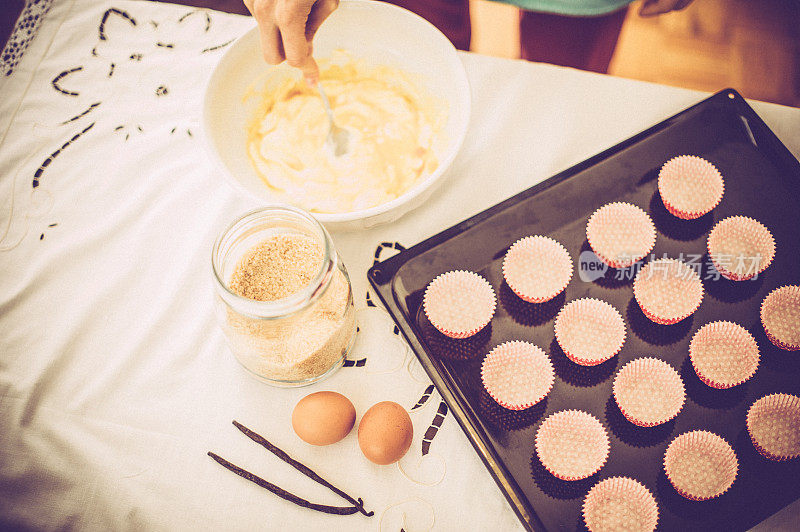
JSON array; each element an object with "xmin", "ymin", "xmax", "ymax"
[{"xmin": 1, "ymin": 1, "xmax": 799, "ymax": 530}]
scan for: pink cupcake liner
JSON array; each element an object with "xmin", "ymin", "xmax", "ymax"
[
  {"xmin": 657, "ymin": 155, "xmax": 724, "ymax": 220},
  {"xmin": 586, "ymin": 202, "xmax": 656, "ymax": 269},
  {"xmin": 633, "ymin": 258, "xmax": 703, "ymax": 325},
  {"xmin": 689, "ymin": 321, "xmax": 759, "ymax": 389},
  {"xmin": 760, "ymin": 285, "xmax": 800, "ymax": 351},
  {"xmin": 502, "ymin": 235, "xmax": 573, "ymax": 303},
  {"xmin": 612, "ymin": 357, "xmax": 685, "ymax": 427},
  {"xmin": 481, "ymin": 341, "xmax": 555, "ymax": 411},
  {"xmin": 554, "ymin": 298, "xmax": 626, "ymax": 366},
  {"xmin": 707, "ymin": 216, "xmax": 776, "ymax": 281},
  {"xmin": 535, "ymin": 410, "xmax": 610, "ymax": 481},
  {"xmin": 663, "ymin": 430, "xmax": 738, "ymax": 501},
  {"xmin": 746, "ymin": 393, "xmax": 800, "ymax": 461},
  {"xmin": 582, "ymin": 476, "xmax": 659, "ymax": 532},
  {"xmin": 423, "ymin": 270, "xmax": 496, "ymax": 339}
]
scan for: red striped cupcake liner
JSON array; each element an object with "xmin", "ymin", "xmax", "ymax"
[
  {"xmin": 502, "ymin": 235, "xmax": 573, "ymax": 303},
  {"xmin": 707, "ymin": 216, "xmax": 775, "ymax": 281},
  {"xmin": 586, "ymin": 202, "xmax": 656, "ymax": 269},
  {"xmin": 554, "ymin": 298, "xmax": 626, "ymax": 366},
  {"xmin": 612, "ymin": 357, "xmax": 685, "ymax": 427},
  {"xmin": 582, "ymin": 476, "xmax": 658, "ymax": 532},
  {"xmin": 746, "ymin": 393, "xmax": 800, "ymax": 461},
  {"xmin": 481, "ymin": 341, "xmax": 554, "ymax": 411},
  {"xmin": 535, "ymin": 410, "xmax": 610, "ymax": 481},
  {"xmin": 423, "ymin": 270, "xmax": 496, "ymax": 339},
  {"xmin": 657, "ymin": 155, "xmax": 724, "ymax": 220},
  {"xmin": 663, "ymin": 430, "xmax": 738, "ymax": 501},
  {"xmin": 633, "ymin": 258, "xmax": 703, "ymax": 325},
  {"xmin": 689, "ymin": 321, "xmax": 759, "ymax": 389},
  {"xmin": 760, "ymin": 285, "xmax": 800, "ymax": 351}
]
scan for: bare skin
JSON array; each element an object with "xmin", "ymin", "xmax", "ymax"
[
  {"xmin": 244, "ymin": 0, "xmax": 338, "ymax": 84},
  {"xmin": 244, "ymin": 0, "xmax": 696, "ymax": 82}
]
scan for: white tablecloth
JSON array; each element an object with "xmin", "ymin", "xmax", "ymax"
[{"xmin": 1, "ymin": 1, "xmax": 799, "ymax": 530}]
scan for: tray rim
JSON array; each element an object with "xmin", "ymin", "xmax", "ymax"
[{"xmin": 367, "ymin": 88, "xmax": 800, "ymax": 531}]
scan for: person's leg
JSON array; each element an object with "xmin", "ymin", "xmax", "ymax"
[
  {"xmin": 385, "ymin": 0, "xmax": 471, "ymax": 51},
  {"xmin": 519, "ymin": 7, "xmax": 628, "ymax": 73}
]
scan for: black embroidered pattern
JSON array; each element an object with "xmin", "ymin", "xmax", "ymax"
[
  {"xmin": 178, "ymin": 10, "xmax": 212, "ymax": 32},
  {"xmin": 342, "ymin": 358, "xmax": 367, "ymax": 368},
  {"xmin": 372, "ymin": 241, "xmax": 407, "ymax": 266},
  {"xmin": 421, "ymin": 401, "xmax": 448, "ymax": 456},
  {"xmin": 410, "ymin": 384, "xmax": 435, "ymax": 410},
  {"xmin": 201, "ymin": 38, "xmax": 234, "ymax": 54},
  {"xmin": 42, "ymin": 6, "xmax": 221, "ymax": 193},
  {"xmin": 52, "ymin": 67, "xmax": 82, "ymax": 96},
  {"xmin": 33, "ymin": 122, "xmax": 95, "ymax": 188},
  {"xmin": 61, "ymin": 102, "xmax": 101, "ymax": 124},
  {"xmin": 99, "ymin": 8, "xmax": 136, "ymax": 41}
]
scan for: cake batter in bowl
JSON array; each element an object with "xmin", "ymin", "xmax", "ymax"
[{"xmin": 245, "ymin": 53, "xmax": 443, "ymax": 214}]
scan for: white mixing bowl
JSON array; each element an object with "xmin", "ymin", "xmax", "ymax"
[{"xmin": 202, "ymin": 0, "xmax": 471, "ymax": 230}]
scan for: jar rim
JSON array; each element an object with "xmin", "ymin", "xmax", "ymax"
[{"xmin": 211, "ymin": 205, "xmax": 336, "ymax": 318}]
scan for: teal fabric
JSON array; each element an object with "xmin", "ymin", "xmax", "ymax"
[{"xmin": 497, "ymin": 0, "xmax": 634, "ymax": 16}]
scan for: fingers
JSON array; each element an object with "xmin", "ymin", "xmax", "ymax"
[
  {"xmin": 248, "ymin": 0, "xmax": 336, "ymax": 83},
  {"xmin": 247, "ymin": 0, "xmax": 285, "ymax": 64},
  {"xmin": 276, "ymin": 0, "xmax": 319, "ymax": 82},
  {"xmin": 260, "ymin": 23, "xmax": 285, "ymax": 64}
]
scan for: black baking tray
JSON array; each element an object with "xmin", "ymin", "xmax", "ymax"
[{"xmin": 368, "ymin": 89, "xmax": 800, "ymax": 531}]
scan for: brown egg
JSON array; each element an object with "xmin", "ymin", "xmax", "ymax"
[
  {"xmin": 292, "ymin": 391, "xmax": 356, "ymax": 446},
  {"xmin": 358, "ymin": 401, "xmax": 413, "ymax": 465}
]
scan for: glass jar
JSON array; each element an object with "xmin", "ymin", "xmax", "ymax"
[{"xmin": 212, "ymin": 206, "xmax": 356, "ymax": 386}]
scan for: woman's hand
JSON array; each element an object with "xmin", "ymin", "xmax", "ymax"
[
  {"xmin": 244, "ymin": 0, "xmax": 339, "ymax": 84},
  {"xmin": 639, "ymin": 0, "xmax": 695, "ymax": 17}
]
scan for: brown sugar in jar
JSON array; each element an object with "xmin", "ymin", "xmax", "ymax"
[{"xmin": 212, "ymin": 207, "xmax": 356, "ymax": 385}]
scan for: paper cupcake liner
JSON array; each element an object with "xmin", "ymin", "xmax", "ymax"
[
  {"xmin": 554, "ymin": 298, "xmax": 626, "ymax": 366},
  {"xmin": 746, "ymin": 393, "xmax": 800, "ymax": 461},
  {"xmin": 663, "ymin": 430, "xmax": 738, "ymax": 501},
  {"xmin": 481, "ymin": 341, "xmax": 555, "ymax": 411},
  {"xmin": 689, "ymin": 321, "xmax": 759, "ymax": 389},
  {"xmin": 586, "ymin": 202, "xmax": 656, "ymax": 269},
  {"xmin": 612, "ymin": 357, "xmax": 685, "ymax": 427},
  {"xmin": 535, "ymin": 409, "xmax": 610, "ymax": 481},
  {"xmin": 760, "ymin": 285, "xmax": 800, "ymax": 351},
  {"xmin": 707, "ymin": 216, "xmax": 776, "ymax": 281},
  {"xmin": 582, "ymin": 476, "xmax": 659, "ymax": 532},
  {"xmin": 502, "ymin": 235, "xmax": 573, "ymax": 303},
  {"xmin": 423, "ymin": 270, "xmax": 496, "ymax": 339},
  {"xmin": 657, "ymin": 155, "xmax": 724, "ymax": 220},
  {"xmin": 633, "ymin": 258, "xmax": 703, "ymax": 325}
]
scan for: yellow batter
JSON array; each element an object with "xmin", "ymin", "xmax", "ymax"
[{"xmin": 246, "ymin": 53, "xmax": 442, "ymax": 213}]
